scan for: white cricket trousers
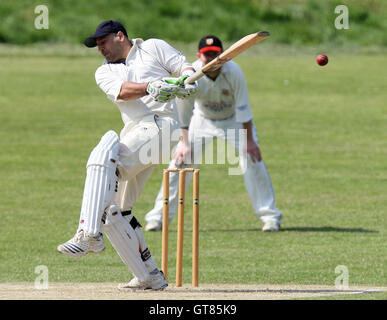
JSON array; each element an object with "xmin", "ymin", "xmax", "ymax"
[
  {"xmin": 116, "ymin": 114, "xmax": 179, "ymax": 211},
  {"xmin": 145, "ymin": 111, "xmax": 282, "ymax": 224}
]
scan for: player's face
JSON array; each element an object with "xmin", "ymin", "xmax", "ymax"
[
  {"xmin": 197, "ymin": 51, "xmax": 221, "ymax": 65},
  {"xmin": 96, "ymin": 33, "xmax": 125, "ymax": 63}
]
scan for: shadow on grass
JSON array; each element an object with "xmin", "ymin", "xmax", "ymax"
[
  {"xmin": 200, "ymin": 226, "xmax": 378, "ymax": 233},
  {"xmin": 280, "ymin": 226, "xmax": 378, "ymax": 233}
]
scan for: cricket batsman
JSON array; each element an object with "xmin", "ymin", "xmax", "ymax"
[{"xmin": 57, "ymin": 20, "xmax": 198, "ymax": 290}]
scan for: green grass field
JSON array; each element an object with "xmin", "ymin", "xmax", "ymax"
[{"xmin": 0, "ymin": 44, "xmax": 385, "ymax": 299}]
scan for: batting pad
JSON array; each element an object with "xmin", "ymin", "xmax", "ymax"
[
  {"xmin": 102, "ymin": 205, "xmax": 150, "ymax": 281},
  {"xmin": 132, "ymin": 217, "xmax": 159, "ymax": 273},
  {"xmin": 79, "ymin": 131, "xmax": 120, "ymax": 237}
]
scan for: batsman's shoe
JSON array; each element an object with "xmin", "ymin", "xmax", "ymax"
[
  {"xmin": 262, "ymin": 220, "xmax": 281, "ymax": 232},
  {"xmin": 57, "ymin": 230, "xmax": 105, "ymax": 257},
  {"xmin": 118, "ymin": 270, "xmax": 168, "ymax": 291},
  {"xmin": 145, "ymin": 220, "xmax": 162, "ymax": 232}
]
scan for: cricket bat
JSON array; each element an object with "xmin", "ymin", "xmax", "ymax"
[{"xmin": 184, "ymin": 31, "xmax": 270, "ymax": 85}]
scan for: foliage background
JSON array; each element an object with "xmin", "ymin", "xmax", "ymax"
[{"xmin": 0, "ymin": 0, "xmax": 386, "ymax": 47}]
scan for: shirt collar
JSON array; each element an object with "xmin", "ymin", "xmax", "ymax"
[{"xmin": 125, "ymin": 38, "xmax": 144, "ymax": 64}]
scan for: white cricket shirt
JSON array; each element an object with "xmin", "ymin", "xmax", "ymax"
[
  {"xmin": 191, "ymin": 59, "xmax": 253, "ymax": 123},
  {"xmin": 95, "ymin": 38, "xmax": 192, "ymax": 124}
]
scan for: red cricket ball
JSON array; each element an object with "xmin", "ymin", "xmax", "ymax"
[{"xmin": 317, "ymin": 54, "xmax": 328, "ymax": 66}]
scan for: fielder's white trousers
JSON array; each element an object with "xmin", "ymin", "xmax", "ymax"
[{"xmin": 145, "ymin": 111, "xmax": 282, "ymax": 224}]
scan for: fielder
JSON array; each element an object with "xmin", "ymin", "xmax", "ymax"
[
  {"xmin": 145, "ymin": 35, "xmax": 283, "ymax": 232},
  {"xmin": 57, "ymin": 20, "xmax": 197, "ymax": 290}
]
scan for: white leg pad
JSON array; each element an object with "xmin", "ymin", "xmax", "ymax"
[
  {"xmin": 102, "ymin": 205, "xmax": 150, "ymax": 281},
  {"xmin": 132, "ymin": 221, "xmax": 158, "ymax": 272},
  {"xmin": 79, "ymin": 131, "xmax": 120, "ymax": 237}
]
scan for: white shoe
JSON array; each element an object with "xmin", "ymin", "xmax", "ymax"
[
  {"xmin": 262, "ymin": 220, "xmax": 281, "ymax": 232},
  {"xmin": 118, "ymin": 270, "xmax": 168, "ymax": 291},
  {"xmin": 57, "ymin": 229, "xmax": 105, "ymax": 257},
  {"xmin": 145, "ymin": 220, "xmax": 162, "ymax": 231}
]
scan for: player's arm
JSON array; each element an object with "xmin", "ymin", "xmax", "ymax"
[
  {"xmin": 173, "ymin": 95, "xmax": 195, "ymax": 166},
  {"xmin": 117, "ymin": 67, "xmax": 195, "ymax": 101},
  {"xmin": 105, "ymin": 78, "xmax": 180, "ymax": 102},
  {"xmin": 118, "ymin": 80, "xmax": 181, "ymax": 102},
  {"xmin": 173, "ymin": 126, "xmax": 191, "ymax": 167},
  {"xmin": 117, "ymin": 82, "xmax": 148, "ymax": 100},
  {"xmin": 231, "ymin": 64, "xmax": 262, "ymax": 162},
  {"xmin": 146, "ymin": 39, "xmax": 198, "ymax": 98},
  {"xmin": 95, "ymin": 65, "xmax": 180, "ymax": 102},
  {"xmin": 243, "ymin": 120, "xmax": 262, "ymax": 163}
]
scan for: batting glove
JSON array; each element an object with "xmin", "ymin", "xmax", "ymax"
[
  {"xmin": 146, "ymin": 80, "xmax": 179, "ymax": 102},
  {"xmin": 179, "ymin": 75, "xmax": 198, "ymax": 97},
  {"xmin": 163, "ymin": 76, "xmax": 198, "ymax": 99}
]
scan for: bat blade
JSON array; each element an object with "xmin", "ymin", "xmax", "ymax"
[{"xmin": 184, "ymin": 31, "xmax": 270, "ymax": 84}]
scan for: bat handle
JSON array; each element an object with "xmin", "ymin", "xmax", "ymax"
[{"xmin": 184, "ymin": 70, "xmax": 205, "ymax": 85}]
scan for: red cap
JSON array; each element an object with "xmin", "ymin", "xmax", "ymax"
[
  {"xmin": 199, "ymin": 46, "xmax": 222, "ymax": 53},
  {"xmin": 198, "ymin": 35, "xmax": 223, "ymax": 53}
]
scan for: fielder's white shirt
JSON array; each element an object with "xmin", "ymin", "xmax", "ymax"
[
  {"xmin": 191, "ymin": 59, "xmax": 253, "ymax": 123},
  {"xmin": 95, "ymin": 38, "xmax": 192, "ymax": 124}
]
